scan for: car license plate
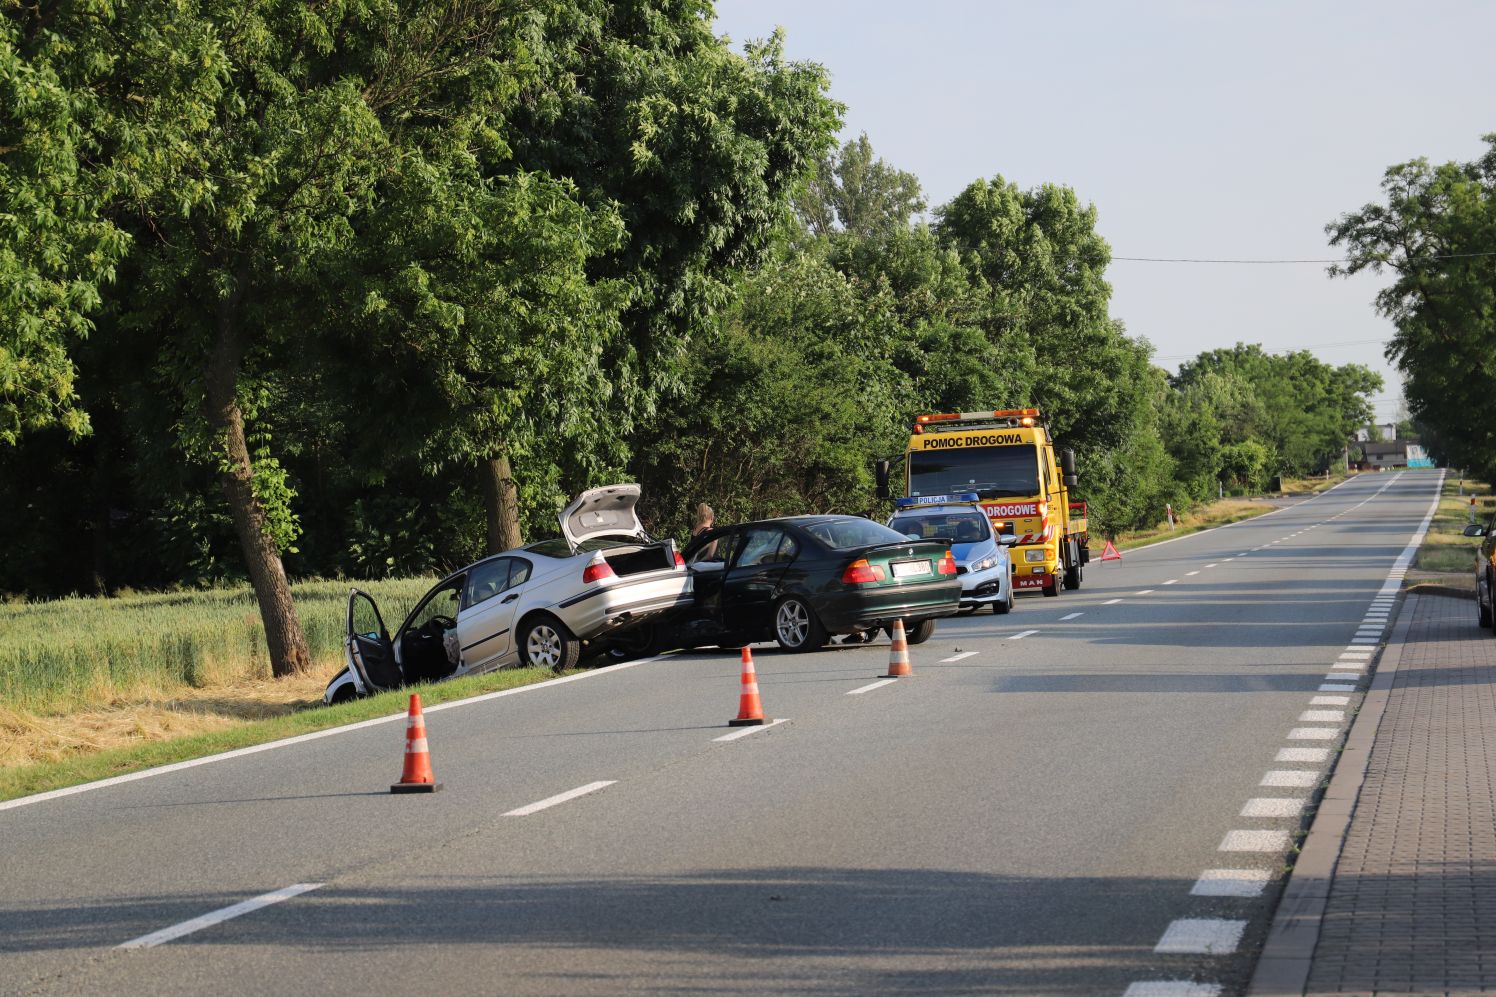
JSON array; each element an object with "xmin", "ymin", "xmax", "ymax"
[{"xmin": 892, "ymin": 559, "xmax": 932, "ymax": 579}]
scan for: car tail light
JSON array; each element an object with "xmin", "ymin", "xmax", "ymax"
[
  {"xmin": 841, "ymin": 558, "xmax": 886, "ymax": 584},
  {"xmin": 937, "ymin": 551, "xmax": 957, "ymax": 576},
  {"xmin": 674, "ymin": 550, "xmax": 685, "ymax": 566},
  {"xmin": 582, "ymin": 554, "xmax": 615, "ymax": 584}
]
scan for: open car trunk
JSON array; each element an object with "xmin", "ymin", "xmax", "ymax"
[{"xmin": 592, "ymin": 541, "xmax": 678, "ymax": 577}]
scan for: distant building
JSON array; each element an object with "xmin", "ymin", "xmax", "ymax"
[{"xmin": 1361, "ymin": 439, "xmax": 1431, "ymax": 469}]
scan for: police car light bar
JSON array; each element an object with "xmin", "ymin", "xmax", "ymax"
[{"xmin": 894, "ymin": 492, "xmax": 981, "ymax": 508}]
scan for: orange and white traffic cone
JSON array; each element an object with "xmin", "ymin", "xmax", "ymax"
[
  {"xmin": 391, "ymin": 693, "xmax": 442, "ymax": 794},
  {"xmin": 885, "ymin": 619, "xmax": 911, "ymax": 678},
  {"xmin": 728, "ymin": 647, "xmax": 770, "ymax": 726}
]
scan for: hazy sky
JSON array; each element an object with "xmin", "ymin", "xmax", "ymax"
[{"xmin": 713, "ymin": 1, "xmax": 1496, "ymax": 424}]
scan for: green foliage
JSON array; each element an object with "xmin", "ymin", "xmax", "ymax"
[
  {"xmin": 1328, "ymin": 135, "xmax": 1496, "ymax": 478},
  {"xmin": 796, "ymin": 132, "xmax": 927, "ymax": 238},
  {"xmin": 1174, "ymin": 344, "xmax": 1380, "ymax": 476},
  {"xmin": 1219, "ymin": 439, "xmax": 1273, "ymax": 491}
]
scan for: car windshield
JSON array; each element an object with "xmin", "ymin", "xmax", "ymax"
[
  {"xmin": 803, "ymin": 519, "xmax": 909, "ymax": 550},
  {"xmin": 890, "ymin": 511, "xmax": 989, "ymax": 544},
  {"xmin": 909, "ymin": 445, "xmax": 1040, "ymax": 499}
]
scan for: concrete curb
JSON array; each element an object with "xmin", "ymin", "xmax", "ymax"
[{"xmin": 1246, "ymin": 593, "xmax": 1418, "ymax": 995}]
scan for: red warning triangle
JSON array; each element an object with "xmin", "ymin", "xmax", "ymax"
[{"xmin": 1100, "ymin": 540, "xmax": 1122, "ymax": 561}]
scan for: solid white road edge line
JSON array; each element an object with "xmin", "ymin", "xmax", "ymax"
[
  {"xmin": 712, "ymin": 718, "xmax": 788, "ymax": 742},
  {"xmin": 504, "ymin": 780, "xmax": 617, "ymax": 816},
  {"xmin": 0, "ymin": 650, "xmax": 684, "ymax": 813},
  {"xmin": 847, "ymin": 679, "xmax": 898, "ymax": 695},
  {"xmin": 118, "ymin": 883, "xmax": 323, "ymax": 949}
]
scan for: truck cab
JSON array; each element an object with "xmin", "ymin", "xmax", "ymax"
[{"xmin": 879, "ymin": 408, "xmax": 1088, "ymax": 597}]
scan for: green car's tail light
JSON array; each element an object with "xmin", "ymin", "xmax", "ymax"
[
  {"xmin": 841, "ymin": 558, "xmax": 887, "ymax": 584},
  {"xmin": 937, "ymin": 550, "xmax": 957, "ymax": 576}
]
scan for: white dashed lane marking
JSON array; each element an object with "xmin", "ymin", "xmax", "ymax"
[
  {"xmin": 1288, "ymin": 727, "xmax": 1340, "ymax": 740},
  {"xmin": 1220, "ymin": 829, "xmax": 1291, "ymax": 851},
  {"xmin": 1311, "ymin": 696, "xmax": 1350, "ymax": 706},
  {"xmin": 504, "ymin": 780, "xmax": 618, "ymax": 814},
  {"xmin": 1278, "ymin": 747, "xmax": 1330, "ymax": 762},
  {"xmin": 713, "ymin": 720, "xmax": 789, "ymax": 743},
  {"xmin": 847, "ymin": 679, "xmax": 898, "ymax": 696},
  {"xmin": 118, "ymin": 884, "xmax": 324, "ymax": 949},
  {"xmin": 1262, "ymin": 770, "xmax": 1319, "ymax": 787},
  {"xmin": 940, "ymin": 651, "xmax": 978, "ymax": 663},
  {"xmin": 1186, "ymin": 570, "xmax": 1200, "ymax": 576},
  {"xmin": 1136, "ymin": 589, "xmax": 1155, "ymax": 595},
  {"xmin": 1191, "ymin": 868, "xmax": 1269, "ymax": 898},
  {"xmin": 1241, "ymin": 798, "xmax": 1306, "ymax": 818},
  {"xmin": 1104, "ymin": 598, "xmax": 1123, "ymax": 605},
  {"xmin": 1300, "ymin": 710, "xmax": 1345, "ymax": 722},
  {"xmin": 1154, "ymin": 918, "xmax": 1246, "ymax": 955},
  {"xmin": 1124, "ymin": 982, "xmax": 1223, "ymax": 996},
  {"xmin": 1008, "ymin": 630, "xmax": 1039, "ymax": 640},
  {"xmin": 1059, "ymin": 612, "xmax": 1083, "ymax": 621}
]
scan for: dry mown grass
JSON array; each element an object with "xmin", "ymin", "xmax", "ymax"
[{"xmin": 0, "ymin": 667, "xmax": 337, "ymax": 769}]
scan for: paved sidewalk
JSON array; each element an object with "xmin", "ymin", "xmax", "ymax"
[{"xmin": 1256, "ymin": 592, "xmax": 1496, "ymax": 995}]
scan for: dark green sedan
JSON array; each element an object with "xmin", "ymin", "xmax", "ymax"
[{"xmin": 665, "ymin": 515, "xmax": 962, "ymax": 652}]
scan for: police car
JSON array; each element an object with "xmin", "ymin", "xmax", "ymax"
[{"xmin": 887, "ymin": 493, "xmax": 1017, "ymax": 614}]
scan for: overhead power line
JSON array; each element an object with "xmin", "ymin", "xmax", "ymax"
[{"xmin": 1112, "ymin": 251, "xmax": 1496, "ymax": 264}]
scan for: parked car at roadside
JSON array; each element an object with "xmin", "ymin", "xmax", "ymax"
[
  {"xmin": 324, "ymin": 484, "xmax": 690, "ymax": 704},
  {"xmin": 1464, "ymin": 514, "xmax": 1496, "ymax": 631},
  {"xmin": 654, "ymin": 514, "xmax": 962, "ymax": 654},
  {"xmin": 887, "ymin": 493, "xmax": 1018, "ymax": 615}
]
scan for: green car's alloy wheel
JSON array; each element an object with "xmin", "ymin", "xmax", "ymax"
[{"xmin": 774, "ymin": 598, "xmax": 827, "ymax": 652}]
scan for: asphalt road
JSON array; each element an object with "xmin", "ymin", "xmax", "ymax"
[{"xmin": 0, "ymin": 471, "xmax": 1442, "ymax": 996}]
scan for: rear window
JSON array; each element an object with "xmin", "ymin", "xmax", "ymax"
[
  {"xmin": 802, "ymin": 519, "xmax": 909, "ymax": 550},
  {"xmin": 525, "ymin": 537, "xmax": 633, "ymax": 559}
]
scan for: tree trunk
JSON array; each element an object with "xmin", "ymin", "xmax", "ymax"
[
  {"xmin": 205, "ymin": 283, "xmax": 312, "ymax": 678},
  {"xmin": 479, "ymin": 453, "xmax": 522, "ymax": 554}
]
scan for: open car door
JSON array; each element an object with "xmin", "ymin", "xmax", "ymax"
[{"xmin": 346, "ymin": 589, "xmax": 403, "ymax": 693}]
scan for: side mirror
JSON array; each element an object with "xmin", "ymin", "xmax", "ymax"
[
  {"xmin": 1063, "ymin": 473, "xmax": 1078, "ymax": 488},
  {"xmin": 1060, "ymin": 448, "xmax": 1077, "ymax": 477},
  {"xmin": 1463, "ymin": 524, "xmax": 1487, "ymax": 538},
  {"xmin": 874, "ymin": 460, "xmax": 890, "ymax": 499},
  {"xmin": 998, "ymin": 534, "xmax": 1019, "ymax": 547}
]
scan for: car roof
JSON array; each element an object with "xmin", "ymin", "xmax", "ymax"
[{"xmin": 890, "ymin": 503, "xmax": 988, "ymax": 516}]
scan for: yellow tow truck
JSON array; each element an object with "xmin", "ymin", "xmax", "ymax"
[{"xmin": 877, "ymin": 408, "xmax": 1089, "ymax": 597}]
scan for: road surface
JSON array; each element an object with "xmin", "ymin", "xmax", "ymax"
[{"xmin": 0, "ymin": 471, "xmax": 1441, "ymax": 996}]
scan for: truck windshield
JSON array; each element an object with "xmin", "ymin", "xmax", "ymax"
[{"xmin": 909, "ymin": 446, "xmax": 1040, "ymax": 499}]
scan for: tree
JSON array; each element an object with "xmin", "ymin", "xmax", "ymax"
[
  {"xmin": 1328, "ymin": 135, "xmax": 1496, "ymax": 478},
  {"xmin": 795, "ymin": 132, "xmax": 926, "ymax": 239}
]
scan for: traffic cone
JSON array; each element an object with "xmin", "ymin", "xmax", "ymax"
[
  {"xmin": 1100, "ymin": 540, "xmax": 1122, "ymax": 561},
  {"xmin": 391, "ymin": 693, "xmax": 442, "ymax": 794},
  {"xmin": 728, "ymin": 647, "xmax": 770, "ymax": 726},
  {"xmin": 885, "ymin": 619, "xmax": 911, "ymax": 677}
]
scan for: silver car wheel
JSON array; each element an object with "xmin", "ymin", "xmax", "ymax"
[
  {"xmin": 527, "ymin": 623, "xmax": 563, "ymax": 669},
  {"xmin": 776, "ymin": 600, "xmax": 810, "ymax": 647}
]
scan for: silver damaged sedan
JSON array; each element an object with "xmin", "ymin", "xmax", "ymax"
[{"xmin": 324, "ymin": 484, "xmax": 691, "ymax": 703}]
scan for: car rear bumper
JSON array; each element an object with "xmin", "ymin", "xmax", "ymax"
[
  {"xmin": 554, "ymin": 572, "xmax": 694, "ymax": 638},
  {"xmin": 816, "ymin": 579, "xmax": 962, "ymax": 632}
]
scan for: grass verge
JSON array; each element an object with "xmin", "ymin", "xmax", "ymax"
[
  {"xmin": 0, "ymin": 665, "xmax": 565, "ymax": 803},
  {"xmin": 1410, "ymin": 474, "xmax": 1489, "ymax": 585}
]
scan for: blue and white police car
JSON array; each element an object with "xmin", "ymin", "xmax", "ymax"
[{"xmin": 887, "ymin": 493, "xmax": 1017, "ymax": 615}]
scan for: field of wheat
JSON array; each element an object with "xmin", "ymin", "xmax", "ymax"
[{"xmin": 0, "ymin": 578, "xmax": 435, "ymax": 715}]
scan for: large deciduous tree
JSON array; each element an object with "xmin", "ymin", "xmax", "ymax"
[
  {"xmin": 795, "ymin": 132, "xmax": 927, "ymax": 239},
  {"xmin": 1328, "ymin": 136, "xmax": 1496, "ymax": 477}
]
